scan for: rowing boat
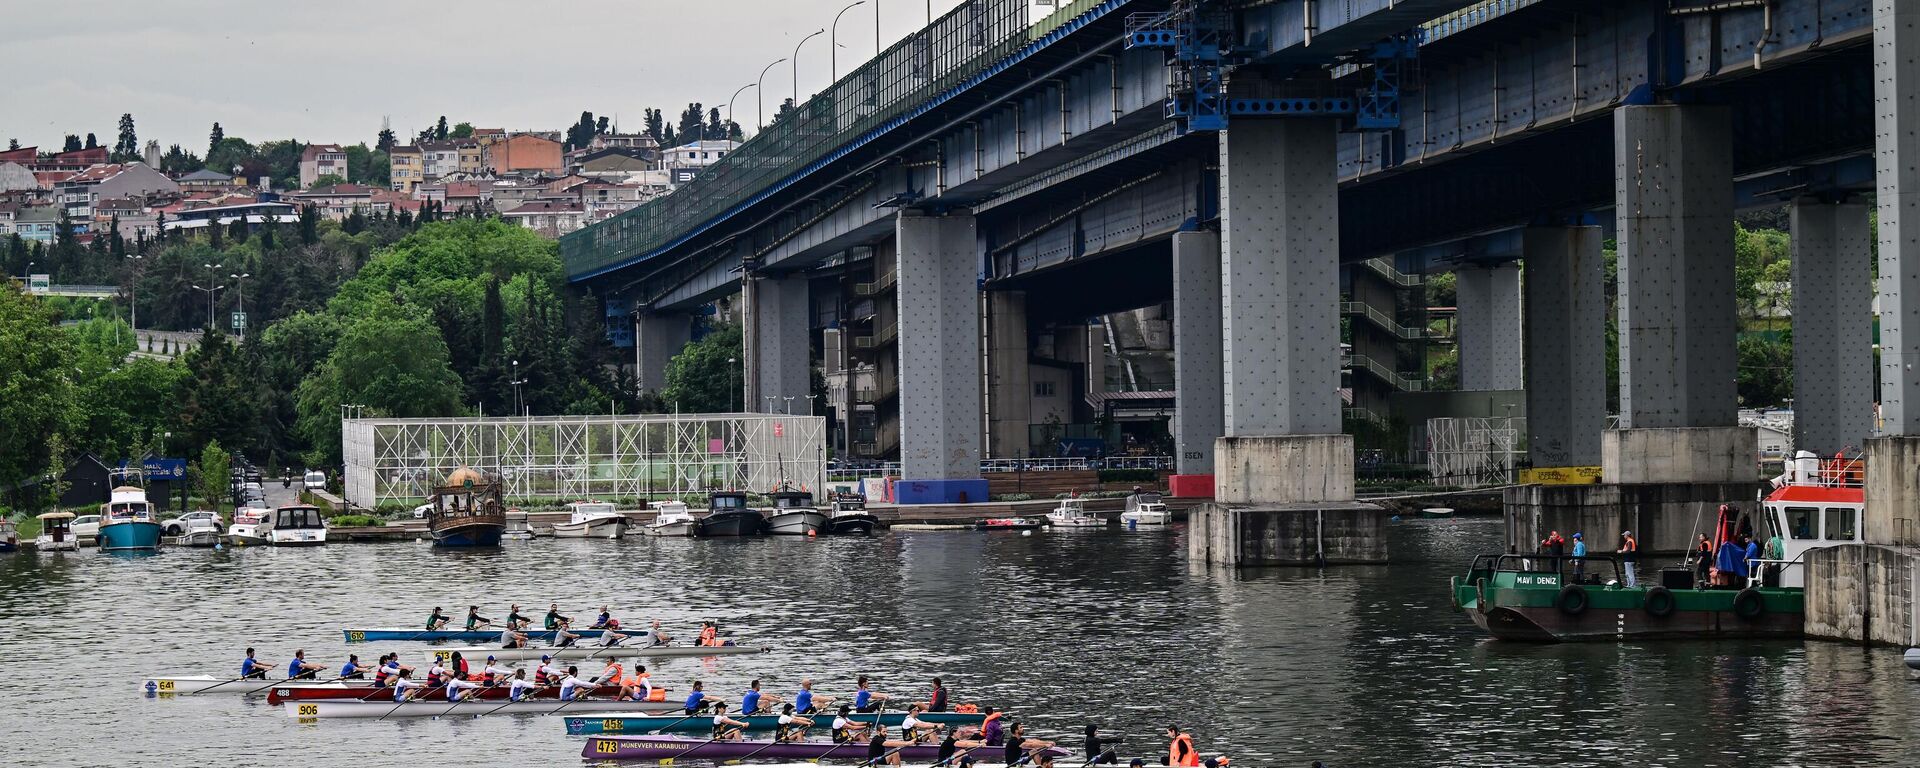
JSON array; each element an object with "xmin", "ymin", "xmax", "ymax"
[
  {"xmin": 141, "ymin": 675, "xmax": 350, "ymax": 696},
  {"xmin": 421, "ymin": 643, "xmax": 766, "ymax": 663},
  {"xmin": 581, "ymin": 735, "xmax": 1071, "ymax": 762},
  {"xmin": 268, "ymin": 681, "xmax": 621, "ymax": 705},
  {"xmin": 565, "ymin": 710, "xmax": 987, "ymax": 735},
  {"xmin": 340, "ymin": 627, "xmax": 616, "ymax": 643},
  {"xmin": 284, "ymin": 698, "xmax": 666, "ymax": 719}
]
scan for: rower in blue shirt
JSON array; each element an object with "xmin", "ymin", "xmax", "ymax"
[
  {"xmin": 853, "ymin": 675, "xmax": 890, "ymax": 713},
  {"xmin": 684, "ymin": 680, "xmax": 710, "ymax": 714},
  {"xmin": 339, "ymin": 654, "xmax": 365, "ymax": 679},
  {"xmin": 741, "ymin": 678, "xmax": 779, "ymax": 715},
  {"xmin": 241, "ymin": 647, "xmax": 268, "ymax": 680},
  {"xmin": 795, "ymin": 678, "xmax": 830, "ymax": 714},
  {"xmin": 287, "ymin": 648, "xmax": 324, "ymax": 680}
]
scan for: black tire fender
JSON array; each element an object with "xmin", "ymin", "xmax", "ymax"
[
  {"xmin": 1643, "ymin": 586, "xmax": 1677, "ymax": 618},
  {"xmin": 1733, "ymin": 588, "xmax": 1766, "ymax": 620},
  {"xmin": 1557, "ymin": 584, "xmax": 1589, "ymax": 616}
]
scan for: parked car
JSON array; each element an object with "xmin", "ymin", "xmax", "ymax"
[
  {"xmin": 163, "ymin": 510, "xmax": 224, "ymax": 536},
  {"xmin": 72, "ymin": 514, "xmax": 101, "ymax": 542},
  {"xmin": 242, "ymin": 498, "xmax": 269, "ymax": 511},
  {"xmin": 412, "ymin": 502, "xmax": 433, "ymax": 519},
  {"xmin": 303, "ymin": 470, "xmax": 327, "ymax": 491}
]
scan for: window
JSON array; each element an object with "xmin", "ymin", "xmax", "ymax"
[
  {"xmin": 1034, "ymin": 381, "xmax": 1055, "ymax": 397},
  {"xmin": 1824, "ymin": 507, "xmax": 1857, "ymax": 541},
  {"xmin": 1785, "ymin": 507, "xmax": 1818, "ymax": 539}
]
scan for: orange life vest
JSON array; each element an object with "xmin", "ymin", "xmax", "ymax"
[
  {"xmin": 1169, "ymin": 733, "xmax": 1198, "ymax": 767},
  {"xmin": 698, "ymin": 626, "xmax": 718, "ymax": 646}
]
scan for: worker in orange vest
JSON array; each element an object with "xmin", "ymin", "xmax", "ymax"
[
  {"xmin": 1619, "ymin": 530, "xmax": 1640, "ymax": 587},
  {"xmin": 1165, "ymin": 725, "xmax": 1199, "ymax": 766}
]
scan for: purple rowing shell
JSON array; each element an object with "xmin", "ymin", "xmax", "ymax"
[{"xmin": 581, "ymin": 735, "xmax": 1071, "ymax": 762}]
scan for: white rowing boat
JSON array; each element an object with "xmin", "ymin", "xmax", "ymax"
[
  {"xmin": 141, "ymin": 675, "xmax": 354, "ymax": 696},
  {"xmin": 421, "ymin": 643, "xmax": 767, "ymax": 663},
  {"xmin": 284, "ymin": 697, "xmax": 656, "ymax": 719}
]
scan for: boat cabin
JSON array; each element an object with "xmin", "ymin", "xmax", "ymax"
[
  {"xmin": 1757, "ymin": 451, "xmax": 1864, "ymax": 588},
  {"xmin": 1124, "ymin": 492, "xmax": 1166, "ymax": 514},
  {"xmin": 0, "ymin": 517, "xmax": 17, "ymax": 547},
  {"xmin": 102, "ymin": 485, "xmax": 156, "ymax": 524},
  {"xmin": 708, "ymin": 491, "xmax": 750, "ymax": 512},
  {"xmin": 831, "ymin": 494, "xmax": 868, "ymax": 514},
  {"xmin": 650, "ymin": 500, "xmax": 694, "ymax": 524},
  {"xmin": 36, "ymin": 512, "xmax": 75, "ymax": 545},
  {"xmin": 769, "ymin": 489, "xmax": 815, "ymax": 510},
  {"xmin": 566, "ymin": 500, "xmax": 619, "ymax": 521},
  {"xmin": 268, "ymin": 505, "xmax": 327, "ymax": 531},
  {"xmin": 430, "ymin": 466, "xmax": 505, "ymax": 524}
]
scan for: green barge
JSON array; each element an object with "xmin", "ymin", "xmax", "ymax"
[{"xmin": 1450, "ymin": 554, "xmax": 1803, "ymax": 642}]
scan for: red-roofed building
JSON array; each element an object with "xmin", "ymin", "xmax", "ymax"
[
  {"xmin": 36, "ymin": 147, "xmax": 108, "ymax": 173},
  {"xmin": 0, "ymin": 146, "xmax": 36, "ymax": 164},
  {"xmin": 56, "ymin": 163, "xmax": 178, "ymax": 218}
]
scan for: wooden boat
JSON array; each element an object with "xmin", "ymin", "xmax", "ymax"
[
  {"xmin": 825, "ymin": 493, "xmax": 880, "ymax": 536},
  {"xmin": 764, "ymin": 487, "xmax": 827, "ymax": 536},
  {"xmin": 695, "ymin": 491, "xmax": 765, "ymax": 537},
  {"xmin": 264, "ymin": 504, "xmax": 328, "ymax": 546},
  {"xmin": 974, "ymin": 517, "xmax": 1044, "ymax": 531},
  {"xmin": 1046, "ymin": 496, "xmax": 1106, "ymax": 528},
  {"xmin": 421, "ymin": 642, "xmax": 767, "ymax": 663},
  {"xmin": 33, "ymin": 512, "xmax": 78, "ymax": 551},
  {"xmin": 341, "ymin": 627, "xmax": 616, "ymax": 643},
  {"xmin": 567, "ymin": 710, "xmax": 987, "ymax": 735},
  {"xmin": 285, "ymin": 697, "xmax": 648, "ymax": 719},
  {"xmin": 0, "ymin": 517, "xmax": 18, "ymax": 552},
  {"xmin": 428, "ymin": 466, "xmax": 506, "ymax": 547},
  {"xmin": 642, "ymin": 500, "xmax": 697, "ymax": 537},
  {"xmin": 581, "ymin": 735, "xmax": 1071, "ymax": 762},
  {"xmin": 554, "ymin": 500, "xmax": 627, "ymax": 539},
  {"xmin": 140, "ymin": 675, "xmax": 349, "ymax": 696},
  {"xmin": 98, "ymin": 484, "xmax": 163, "ymax": 552},
  {"xmin": 1121, "ymin": 491, "xmax": 1170, "ymax": 528}
]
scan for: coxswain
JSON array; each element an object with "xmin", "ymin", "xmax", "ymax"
[
  {"xmin": 634, "ymin": 664, "xmax": 659, "ymax": 701},
  {"xmin": 831, "ymin": 704, "xmax": 870, "ymax": 743},
  {"xmin": 534, "ymin": 654, "xmax": 560, "ymax": 685},
  {"xmin": 338, "ymin": 654, "xmax": 365, "ymax": 680},
  {"xmin": 465, "ymin": 605, "xmax": 492, "ymax": 631},
  {"xmin": 448, "ymin": 651, "xmax": 471, "ymax": 680},
  {"xmin": 444, "ymin": 674, "xmax": 484, "ymax": 703},
  {"xmin": 507, "ymin": 668, "xmax": 539, "ymax": 702},
  {"xmin": 558, "ymin": 665, "xmax": 595, "ymax": 701},
  {"xmin": 741, "ymin": 678, "xmax": 780, "ymax": 715},
  {"xmin": 775, "ymin": 702, "xmax": 814, "ymax": 742},
  {"xmin": 977, "ymin": 708, "xmax": 1006, "ymax": 746},
  {"xmin": 1165, "ymin": 725, "xmax": 1199, "ymax": 767},
  {"xmin": 286, "ymin": 649, "xmax": 324, "ymax": 681},
  {"xmin": 899, "ymin": 704, "xmax": 941, "ymax": 744},
  {"xmin": 918, "ymin": 677, "xmax": 949, "ymax": 713},
  {"xmin": 481, "ymin": 655, "xmax": 513, "ymax": 686},
  {"xmin": 427, "ymin": 606, "xmax": 450, "ymax": 631},
  {"xmin": 591, "ymin": 606, "xmax": 614, "ymax": 629},
  {"xmin": 617, "ymin": 670, "xmax": 646, "ymax": 701},
  {"xmin": 506, "ymin": 603, "xmax": 530, "ymax": 631},
  {"xmin": 853, "ymin": 675, "xmax": 891, "ymax": 713},
  {"xmin": 697, "ymin": 621, "xmax": 720, "ymax": 647},
  {"xmin": 710, "ymin": 702, "xmax": 749, "ymax": 741},
  {"xmin": 544, "ymin": 603, "xmax": 569, "ymax": 631},
  {"xmin": 552, "ymin": 617, "xmax": 582, "ymax": 648},
  {"xmin": 683, "ymin": 680, "xmax": 713, "ymax": 714},
  {"xmin": 390, "ymin": 669, "xmax": 427, "ymax": 702},
  {"xmin": 240, "ymin": 647, "xmax": 269, "ymax": 680}
]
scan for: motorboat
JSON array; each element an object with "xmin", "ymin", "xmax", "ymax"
[
  {"xmin": 227, "ymin": 507, "xmax": 270, "ymax": 546},
  {"xmin": 554, "ymin": 500, "xmax": 627, "ymax": 539},
  {"xmin": 263, "ymin": 504, "xmax": 329, "ymax": 546},
  {"xmin": 641, "ymin": 500, "xmax": 697, "ymax": 537},
  {"xmin": 1121, "ymin": 490, "xmax": 1171, "ymax": 528},
  {"xmin": 763, "ymin": 487, "xmax": 827, "ymax": 536},
  {"xmin": 33, "ymin": 512, "xmax": 79, "ymax": 551},
  {"xmin": 165, "ymin": 510, "xmax": 224, "ymax": 547},
  {"xmin": 0, "ymin": 517, "xmax": 17, "ymax": 552},
  {"xmin": 1046, "ymin": 496, "xmax": 1106, "ymax": 528},
  {"xmin": 427, "ymin": 466, "xmax": 506, "ymax": 547},
  {"xmin": 825, "ymin": 493, "xmax": 880, "ymax": 536},
  {"xmin": 695, "ymin": 491, "xmax": 765, "ymax": 537},
  {"xmin": 97, "ymin": 484, "xmax": 163, "ymax": 552}
]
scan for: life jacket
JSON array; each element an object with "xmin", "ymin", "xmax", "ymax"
[
  {"xmin": 646, "ymin": 688, "xmax": 668, "ymax": 702},
  {"xmin": 1623, "ymin": 535, "xmax": 1639, "ymax": 553},
  {"xmin": 1169, "ymin": 733, "xmax": 1199, "ymax": 767},
  {"xmin": 698, "ymin": 625, "xmax": 718, "ymax": 646},
  {"xmin": 954, "ymin": 703, "xmax": 979, "ymax": 714}
]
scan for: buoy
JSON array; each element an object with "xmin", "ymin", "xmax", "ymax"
[
  {"xmin": 1021, "ymin": 530, "xmax": 1032, "ymax": 537},
  {"xmin": 806, "ymin": 529, "xmax": 817, "ymax": 538}
]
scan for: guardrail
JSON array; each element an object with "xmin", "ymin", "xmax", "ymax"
[{"xmin": 830, "ymin": 455, "xmax": 1174, "ymax": 478}]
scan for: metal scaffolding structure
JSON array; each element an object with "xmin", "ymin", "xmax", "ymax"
[
  {"xmin": 1426, "ymin": 416, "xmax": 1526, "ymax": 487},
  {"xmin": 342, "ymin": 414, "xmax": 827, "ymax": 509}
]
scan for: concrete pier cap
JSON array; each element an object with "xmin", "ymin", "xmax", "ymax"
[{"xmin": 1191, "ymin": 434, "xmax": 1388, "ymax": 566}]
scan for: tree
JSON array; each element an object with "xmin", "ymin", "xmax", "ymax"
[
  {"xmin": 566, "ymin": 111, "xmax": 598, "ymax": 150},
  {"xmin": 296, "ymin": 307, "xmax": 466, "ymax": 464},
  {"xmin": 677, "ymin": 103, "xmax": 706, "ymax": 145},
  {"xmin": 63, "ymin": 134, "xmax": 82, "ymax": 152},
  {"xmin": 0, "ymin": 286, "xmax": 78, "ymax": 501},
  {"xmin": 193, "ymin": 440, "xmax": 232, "ymax": 512},
  {"xmin": 728, "ymin": 122, "xmax": 744, "ymax": 141},
  {"xmin": 159, "ymin": 144, "xmax": 204, "ymax": 175},
  {"xmin": 451, "ymin": 122, "xmax": 474, "ymax": 139},
  {"xmin": 113, "ymin": 113, "xmax": 138, "ymax": 161},
  {"xmin": 662, "ymin": 125, "xmax": 677, "ymax": 147},
  {"xmin": 435, "ymin": 115, "xmax": 450, "ymax": 141},
  {"xmin": 596, "ymin": 116, "xmax": 610, "ymax": 136},
  {"xmin": 706, "ymin": 108, "xmax": 725, "ymax": 141},
  {"xmin": 85, "ymin": 133, "xmax": 100, "ymax": 150},
  {"xmin": 310, "ymin": 174, "xmax": 348, "ymax": 189},
  {"xmin": 7, "ymin": 139, "xmax": 17, "ymax": 150},
  {"xmin": 662, "ymin": 324, "xmax": 743, "ymax": 412},
  {"xmin": 376, "ymin": 127, "xmax": 396, "ymax": 153},
  {"xmin": 209, "ymin": 122, "xmax": 225, "ymax": 155},
  {"xmin": 1737, "ymin": 333, "xmax": 1793, "ymax": 408},
  {"xmin": 644, "ymin": 109, "xmax": 665, "ymax": 144}
]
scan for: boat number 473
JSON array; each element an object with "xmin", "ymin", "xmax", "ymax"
[{"xmin": 1515, "ymin": 575, "xmax": 1559, "ymax": 586}]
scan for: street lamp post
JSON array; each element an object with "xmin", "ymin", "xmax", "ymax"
[
  {"xmin": 764, "ymin": 395, "xmax": 778, "ymax": 414},
  {"xmin": 201, "ymin": 262, "xmax": 223, "ymax": 332},
  {"xmin": 727, "ymin": 356, "xmax": 740, "ymax": 412},
  {"xmin": 833, "ymin": 1, "xmax": 867, "ymax": 81},
  {"xmin": 758, "ymin": 59, "xmax": 788, "ymax": 130},
  {"xmin": 793, "ymin": 29, "xmax": 826, "ymax": 120},
  {"xmin": 124, "ymin": 253, "xmax": 143, "ymax": 340},
  {"xmin": 784, "ymin": 395, "xmax": 795, "ymax": 415},
  {"xmin": 229, "ymin": 272, "xmax": 250, "ymax": 336},
  {"xmin": 190, "ymin": 283, "xmax": 226, "ymax": 331},
  {"xmin": 725, "ymin": 83, "xmax": 756, "ymax": 137},
  {"xmin": 510, "ymin": 359, "xmax": 527, "ymax": 417}
]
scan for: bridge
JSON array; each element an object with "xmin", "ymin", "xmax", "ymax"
[{"xmin": 565, "ymin": 0, "xmax": 1920, "ymax": 565}]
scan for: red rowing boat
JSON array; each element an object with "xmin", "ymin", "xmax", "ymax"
[{"xmin": 266, "ymin": 681, "xmax": 624, "ymax": 705}]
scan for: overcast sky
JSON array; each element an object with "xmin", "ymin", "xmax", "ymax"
[{"xmin": 4, "ymin": 0, "xmax": 971, "ymax": 151}]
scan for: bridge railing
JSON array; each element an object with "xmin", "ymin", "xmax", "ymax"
[{"xmin": 564, "ymin": 0, "xmax": 1086, "ymax": 280}]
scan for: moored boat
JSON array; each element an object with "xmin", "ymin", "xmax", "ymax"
[
  {"xmin": 0, "ymin": 517, "xmax": 18, "ymax": 552},
  {"xmin": 581, "ymin": 735, "xmax": 1071, "ymax": 762},
  {"xmin": 764, "ymin": 487, "xmax": 827, "ymax": 536},
  {"xmin": 695, "ymin": 491, "xmax": 765, "ymax": 537},
  {"xmin": 178, "ymin": 529, "xmax": 222, "ymax": 548},
  {"xmin": 567, "ymin": 710, "xmax": 986, "ymax": 735},
  {"xmin": 285, "ymin": 697, "xmax": 649, "ymax": 719},
  {"xmin": 226, "ymin": 507, "xmax": 270, "ymax": 546},
  {"xmin": 825, "ymin": 493, "xmax": 880, "ymax": 536},
  {"xmin": 428, "ymin": 466, "xmax": 506, "ymax": 547},
  {"xmin": 264, "ymin": 504, "xmax": 328, "ymax": 546},
  {"xmin": 641, "ymin": 500, "xmax": 697, "ymax": 537},
  {"xmin": 1045, "ymin": 496, "xmax": 1105, "ymax": 528},
  {"xmin": 975, "ymin": 517, "xmax": 1044, "ymax": 531},
  {"xmin": 97, "ymin": 484, "xmax": 163, "ymax": 552},
  {"xmin": 421, "ymin": 642, "xmax": 766, "ymax": 663},
  {"xmin": 1120, "ymin": 490, "xmax": 1170, "ymax": 528},
  {"xmin": 554, "ymin": 500, "xmax": 627, "ymax": 539},
  {"xmin": 1419, "ymin": 507, "xmax": 1455, "ymax": 519},
  {"xmin": 33, "ymin": 512, "xmax": 79, "ymax": 551},
  {"xmin": 341, "ymin": 626, "xmax": 617, "ymax": 643}
]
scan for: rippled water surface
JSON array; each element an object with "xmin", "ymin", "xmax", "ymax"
[{"xmin": 2, "ymin": 518, "xmax": 1917, "ymax": 767}]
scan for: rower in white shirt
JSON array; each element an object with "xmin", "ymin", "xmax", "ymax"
[
  {"xmin": 390, "ymin": 670, "xmax": 428, "ymax": 702},
  {"xmin": 444, "ymin": 676, "xmax": 485, "ymax": 702},
  {"xmin": 506, "ymin": 669, "xmax": 540, "ymax": 702},
  {"xmin": 558, "ymin": 666, "xmax": 596, "ymax": 701}
]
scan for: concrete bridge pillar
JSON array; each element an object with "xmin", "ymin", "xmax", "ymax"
[
  {"xmin": 747, "ymin": 274, "xmax": 810, "ymax": 413},
  {"xmin": 894, "ymin": 210, "xmax": 986, "ymax": 502},
  {"xmin": 1171, "ymin": 229, "xmax": 1224, "ymax": 484},
  {"xmin": 1191, "ymin": 117, "xmax": 1384, "ymax": 567},
  {"xmin": 1868, "ymin": 0, "xmax": 1920, "ymax": 548},
  {"xmin": 986, "ymin": 290, "xmax": 1031, "ymax": 459},
  {"xmin": 633, "ymin": 313, "xmax": 692, "ymax": 394},
  {"xmin": 1456, "ymin": 263, "xmax": 1524, "ymax": 391},
  {"xmin": 1790, "ymin": 199, "xmax": 1874, "ymax": 455},
  {"xmin": 1522, "ymin": 226, "xmax": 1606, "ymax": 468}
]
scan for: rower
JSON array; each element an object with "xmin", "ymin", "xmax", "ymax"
[
  {"xmin": 286, "ymin": 649, "xmax": 324, "ymax": 681},
  {"xmin": 465, "ymin": 605, "xmax": 492, "ymax": 631},
  {"xmin": 775, "ymin": 703, "xmax": 814, "ymax": 742},
  {"xmin": 710, "ymin": 702, "xmax": 749, "ymax": 741},
  {"xmin": 444, "ymin": 674, "xmax": 484, "ymax": 703},
  {"xmin": 591, "ymin": 605, "xmax": 614, "ymax": 629},
  {"xmin": 1005, "ymin": 723, "xmax": 1055, "ymax": 767},
  {"xmin": 427, "ymin": 606, "xmax": 450, "ymax": 631},
  {"xmin": 830, "ymin": 705, "xmax": 870, "ymax": 743},
  {"xmin": 375, "ymin": 654, "xmax": 411, "ymax": 688},
  {"xmin": 558, "ymin": 665, "xmax": 595, "ymax": 701},
  {"xmin": 917, "ymin": 677, "xmax": 948, "ymax": 713},
  {"xmin": 899, "ymin": 703, "xmax": 941, "ymax": 744},
  {"xmin": 866, "ymin": 726, "xmax": 892, "ymax": 767},
  {"xmin": 499, "ymin": 624, "xmax": 529, "ymax": 649},
  {"xmin": 794, "ymin": 678, "xmax": 830, "ymax": 714},
  {"xmin": 683, "ymin": 680, "xmax": 713, "ymax": 714},
  {"xmin": 506, "ymin": 603, "xmax": 530, "ymax": 631},
  {"xmin": 544, "ymin": 603, "xmax": 569, "ymax": 631},
  {"xmin": 506, "ymin": 668, "xmax": 539, "ymax": 702},
  {"xmin": 240, "ymin": 647, "xmax": 269, "ymax": 680},
  {"xmin": 534, "ymin": 654, "xmax": 560, "ymax": 685},
  {"xmin": 1083, "ymin": 724, "xmax": 1121, "ymax": 765},
  {"xmin": 648, "ymin": 619, "xmax": 673, "ymax": 645},
  {"xmin": 595, "ymin": 621, "xmax": 630, "ymax": 648},
  {"xmin": 741, "ymin": 678, "xmax": 781, "ymax": 715},
  {"xmin": 481, "ymin": 655, "xmax": 513, "ymax": 686},
  {"xmin": 853, "ymin": 675, "xmax": 890, "ymax": 713},
  {"xmin": 339, "ymin": 654, "xmax": 365, "ymax": 680},
  {"xmin": 551, "ymin": 617, "xmax": 581, "ymax": 648},
  {"xmin": 594, "ymin": 661, "xmax": 623, "ymax": 688},
  {"xmin": 936, "ymin": 732, "xmax": 959, "ymax": 766},
  {"xmin": 390, "ymin": 669, "xmax": 427, "ymax": 702},
  {"xmin": 428, "ymin": 657, "xmax": 451, "ymax": 684},
  {"xmin": 1200, "ymin": 756, "xmax": 1231, "ymax": 768}
]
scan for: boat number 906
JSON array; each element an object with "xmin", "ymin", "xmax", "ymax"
[{"xmin": 297, "ymin": 704, "xmax": 319, "ymax": 716}]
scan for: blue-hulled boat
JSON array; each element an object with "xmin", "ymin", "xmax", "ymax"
[
  {"xmin": 428, "ymin": 466, "xmax": 505, "ymax": 548},
  {"xmin": 340, "ymin": 627, "xmax": 615, "ymax": 643},
  {"xmin": 565, "ymin": 710, "xmax": 987, "ymax": 735},
  {"xmin": 97, "ymin": 485, "xmax": 162, "ymax": 552}
]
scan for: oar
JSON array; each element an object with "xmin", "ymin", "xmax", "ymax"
[
  {"xmin": 1076, "ymin": 745, "xmax": 1120, "ymax": 767},
  {"xmin": 241, "ymin": 671, "xmax": 339, "ymax": 696},
  {"xmin": 476, "ymin": 683, "xmax": 550, "ymax": 717},
  {"xmin": 645, "ymin": 703, "xmax": 713, "ymax": 735},
  {"xmin": 722, "ymin": 728, "xmax": 799, "ymax": 765},
  {"xmin": 376, "ymin": 683, "xmax": 446, "ymax": 722},
  {"xmin": 185, "ymin": 670, "xmax": 276, "ymax": 696}
]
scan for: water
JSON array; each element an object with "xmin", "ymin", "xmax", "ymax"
[{"xmin": 2, "ymin": 519, "xmax": 1917, "ymax": 767}]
